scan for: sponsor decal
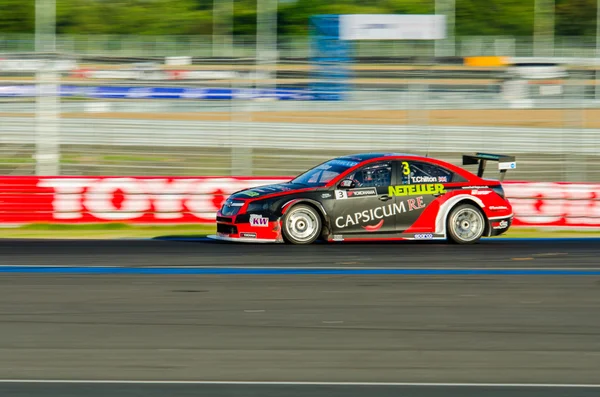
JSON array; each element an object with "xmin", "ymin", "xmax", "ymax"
[
  {"xmin": 330, "ymin": 159, "xmax": 360, "ymax": 168},
  {"xmin": 362, "ymin": 219, "xmax": 384, "ymax": 232},
  {"xmin": 249, "ymin": 214, "xmax": 269, "ymax": 227},
  {"xmin": 242, "ymin": 191, "xmax": 260, "ymax": 197},
  {"xmin": 339, "ymin": 179, "xmax": 354, "ymax": 188},
  {"xmin": 335, "ymin": 196, "xmax": 426, "ymax": 230},
  {"xmin": 347, "ymin": 188, "xmax": 377, "ymax": 198},
  {"xmin": 388, "ymin": 184, "xmax": 445, "ymax": 197},
  {"xmin": 414, "ymin": 233, "xmax": 433, "ymax": 239},
  {"xmin": 493, "ymin": 220, "xmax": 509, "ymax": 230},
  {"xmin": 410, "ymin": 176, "xmax": 438, "ymax": 183},
  {"xmin": 321, "ymin": 193, "xmax": 332, "ymax": 199},
  {"xmin": 400, "ymin": 161, "xmax": 411, "ymax": 176},
  {"xmin": 490, "ymin": 206, "xmax": 508, "ymax": 211},
  {"xmin": 406, "ymin": 197, "xmax": 427, "ymax": 211},
  {"xmin": 332, "ymin": 235, "xmax": 344, "ymax": 241},
  {"xmin": 499, "ymin": 161, "xmax": 517, "ymax": 170},
  {"xmin": 335, "ymin": 187, "xmax": 378, "ymax": 199},
  {"xmin": 471, "ymin": 190, "xmax": 492, "ymax": 196},
  {"xmin": 240, "ymin": 232, "xmax": 257, "ymax": 238},
  {"xmin": 335, "ymin": 190, "xmax": 347, "ymax": 200}
]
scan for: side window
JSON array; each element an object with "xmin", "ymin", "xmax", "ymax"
[
  {"xmin": 347, "ymin": 161, "xmax": 392, "ymax": 188},
  {"xmin": 399, "ymin": 161, "xmax": 456, "ymax": 185}
]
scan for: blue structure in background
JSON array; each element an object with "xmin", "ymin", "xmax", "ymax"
[
  {"xmin": 0, "ymin": 85, "xmax": 313, "ymax": 100},
  {"xmin": 309, "ymin": 15, "xmax": 352, "ymax": 101}
]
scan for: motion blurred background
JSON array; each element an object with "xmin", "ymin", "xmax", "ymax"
[{"xmin": 1, "ymin": 0, "xmax": 599, "ymax": 181}]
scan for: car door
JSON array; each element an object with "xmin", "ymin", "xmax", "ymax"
[
  {"xmin": 391, "ymin": 159, "xmax": 454, "ymax": 232},
  {"xmin": 331, "ymin": 160, "xmax": 396, "ymax": 235}
]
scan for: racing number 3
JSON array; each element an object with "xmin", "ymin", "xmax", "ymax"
[{"xmin": 401, "ymin": 161, "xmax": 411, "ymax": 176}]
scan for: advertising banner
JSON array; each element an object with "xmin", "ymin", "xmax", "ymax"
[
  {"xmin": 70, "ymin": 69, "xmax": 263, "ymax": 81},
  {"xmin": 0, "ymin": 59, "xmax": 78, "ymax": 72},
  {"xmin": 339, "ymin": 14, "xmax": 446, "ymax": 41},
  {"xmin": 503, "ymin": 182, "xmax": 600, "ymax": 228},
  {"xmin": 0, "ymin": 85, "xmax": 312, "ymax": 100},
  {"xmin": 0, "ymin": 177, "xmax": 598, "ymax": 228},
  {"xmin": 0, "ymin": 177, "xmax": 288, "ymax": 224}
]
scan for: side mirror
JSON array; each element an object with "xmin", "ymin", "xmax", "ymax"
[{"xmin": 339, "ymin": 179, "xmax": 355, "ymax": 189}]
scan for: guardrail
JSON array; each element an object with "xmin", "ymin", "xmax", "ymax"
[
  {"xmin": 0, "ymin": 177, "xmax": 598, "ymax": 228},
  {"xmin": 1, "ymin": 118, "xmax": 597, "ymax": 153},
  {"xmin": 1, "ymin": 116, "xmax": 597, "ymax": 181},
  {"xmin": 1, "ymin": 34, "xmax": 600, "ymax": 58}
]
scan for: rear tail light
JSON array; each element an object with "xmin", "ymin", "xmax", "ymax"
[{"xmin": 491, "ymin": 185, "xmax": 505, "ymax": 199}]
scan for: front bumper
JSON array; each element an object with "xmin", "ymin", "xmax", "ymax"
[{"xmin": 215, "ymin": 212, "xmax": 284, "ymax": 243}]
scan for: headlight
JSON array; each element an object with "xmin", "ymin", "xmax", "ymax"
[
  {"xmin": 221, "ymin": 199, "xmax": 244, "ymax": 216},
  {"xmin": 246, "ymin": 200, "xmax": 271, "ymax": 213}
]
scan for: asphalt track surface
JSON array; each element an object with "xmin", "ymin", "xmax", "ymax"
[
  {"xmin": 0, "ymin": 237, "xmax": 599, "ymax": 268},
  {"xmin": 1, "ymin": 237, "xmax": 600, "ymax": 396}
]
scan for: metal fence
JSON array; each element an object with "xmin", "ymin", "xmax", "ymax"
[
  {"xmin": 1, "ymin": 109, "xmax": 598, "ymax": 182},
  {"xmin": 1, "ymin": 34, "xmax": 600, "ymax": 58},
  {"xmin": 1, "ymin": 35, "xmax": 600, "ymax": 182}
]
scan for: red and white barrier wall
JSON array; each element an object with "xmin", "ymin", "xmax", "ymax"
[
  {"xmin": 505, "ymin": 182, "xmax": 600, "ymax": 228},
  {"xmin": 0, "ymin": 177, "xmax": 598, "ymax": 228}
]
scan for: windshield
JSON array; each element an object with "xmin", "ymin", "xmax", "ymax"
[{"xmin": 291, "ymin": 158, "xmax": 360, "ymax": 187}]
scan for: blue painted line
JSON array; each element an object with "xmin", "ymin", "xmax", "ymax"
[{"xmin": 1, "ymin": 267, "xmax": 600, "ymax": 275}]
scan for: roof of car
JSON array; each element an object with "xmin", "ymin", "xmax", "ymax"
[{"xmin": 337, "ymin": 152, "xmax": 427, "ymax": 162}]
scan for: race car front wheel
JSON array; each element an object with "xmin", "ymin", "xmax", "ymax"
[
  {"xmin": 447, "ymin": 204, "xmax": 485, "ymax": 244},
  {"xmin": 282, "ymin": 204, "xmax": 322, "ymax": 245}
]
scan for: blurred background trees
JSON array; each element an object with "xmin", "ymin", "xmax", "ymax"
[{"xmin": 0, "ymin": 0, "xmax": 596, "ymax": 37}]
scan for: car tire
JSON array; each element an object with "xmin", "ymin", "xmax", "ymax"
[
  {"xmin": 282, "ymin": 204, "xmax": 322, "ymax": 245},
  {"xmin": 446, "ymin": 203, "xmax": 486, "ymax": 244}
]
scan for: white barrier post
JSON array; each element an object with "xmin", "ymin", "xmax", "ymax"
[
  {"xmin": 434, "ymin": 0, "xmax": 455, "ymax": 57},
  {"xmin": 35, "ymin": 0, "xmax": 60, "ymax": 176}
]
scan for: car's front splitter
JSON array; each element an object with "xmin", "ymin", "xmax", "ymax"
[{"xmin": 207, "ymin": 234, "xmax": 282, "ymax": 244}]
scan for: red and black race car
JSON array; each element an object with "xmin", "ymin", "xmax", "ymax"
[{"xmin": 210, "ymin": 152, "xmax": 516, "ymax": 244}]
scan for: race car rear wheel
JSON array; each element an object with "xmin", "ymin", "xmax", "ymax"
[
  {"xmin": 282, "ymin": 204, "xmax": 322, "ymax": 245},
  {"xmin": 447, "ymin": 204, "xmax": 485, "ymax": 244}
]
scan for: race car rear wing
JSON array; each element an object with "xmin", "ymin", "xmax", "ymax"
[{"xmin": 462, "ymin": 152, "xmax": 516, "ymax": 181}]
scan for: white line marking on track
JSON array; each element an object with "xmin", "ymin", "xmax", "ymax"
[
  {"xmin": 0, "ymin": 380, "xmax": 599, "ymax": 387},
  {"xmin": 5, "ymin": 265, "xmax": 600, "ymax": 271}
]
